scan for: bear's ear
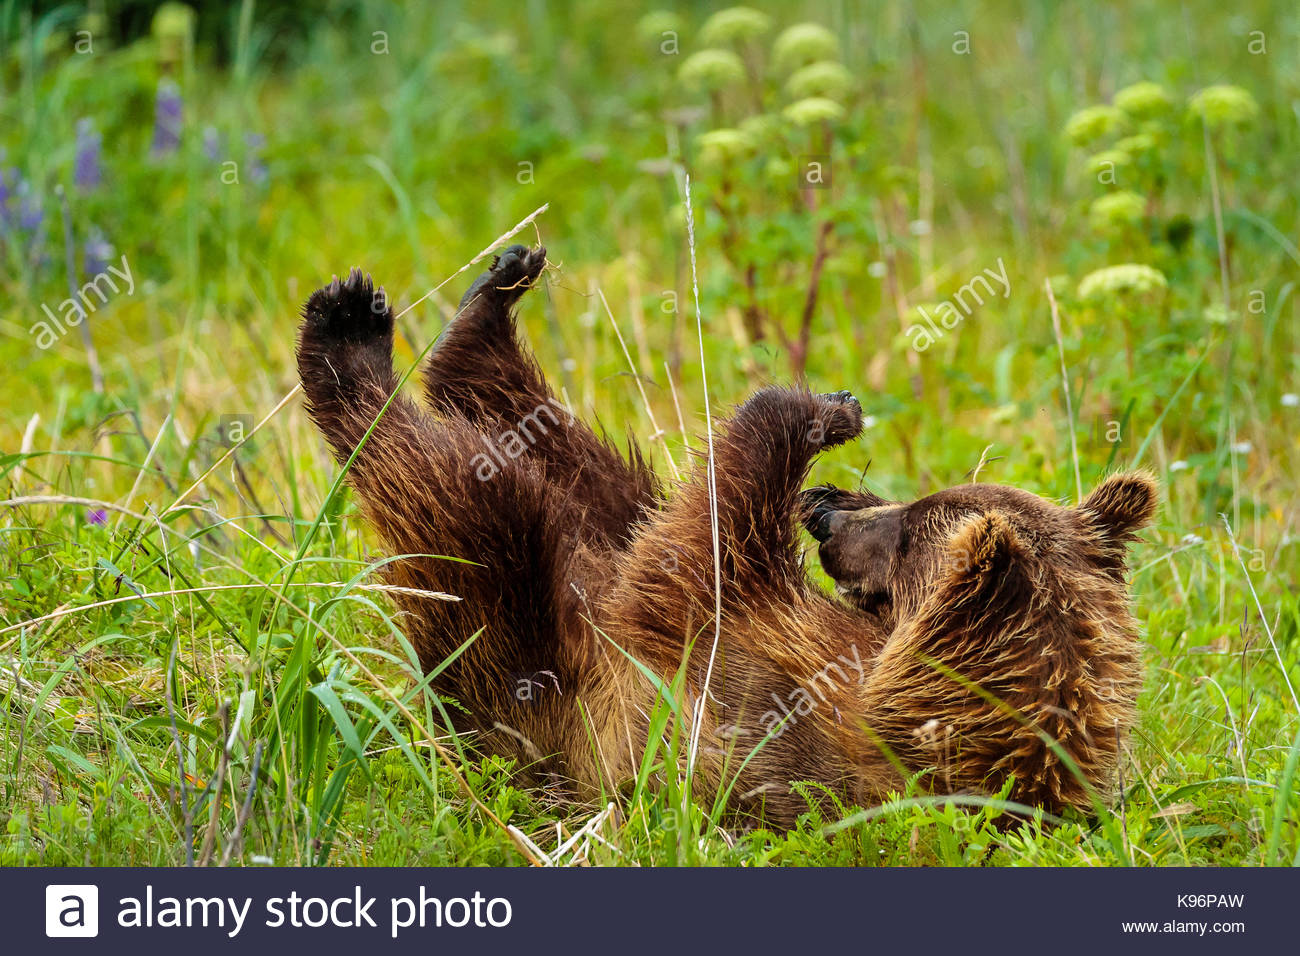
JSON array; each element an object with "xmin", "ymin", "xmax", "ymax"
[
  {"xmin": 1078, "ymin": 471, "xmax": 1158, "ymax": 542},
  {"xmin": 945, "ymin": 510, "xmax": 1024, "ymax": 583}
]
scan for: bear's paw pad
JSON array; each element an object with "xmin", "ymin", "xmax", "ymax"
[{"xmin": 302, "ymin": 268, "xmax": 392, "ymax": 343}]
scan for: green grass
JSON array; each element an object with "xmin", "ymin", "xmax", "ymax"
[{"xmin": 1, "ymin": 0, "xmax": 1298, "ymax": 866}]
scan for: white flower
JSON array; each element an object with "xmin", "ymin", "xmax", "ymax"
[
  {"xmin": 1169, "ymin": 460, "xmax": 1189, "ymax": 472},
  {"xmin": 1181, "ymin": 533, "xmax": 1204, "ymax": 546},
  {"xmin": 867, "ymin": 261, "xmax": 888, "ymax": 278},
  {"xmin": 1281, "ymin": 393, "xmax": 1299, "ymax": 407},
  {"xmin": 908, "ymin": 219, "xmax": 931, "ymax": 236},
  {"xmin": 1230, "ymin": 440, "xmax": 1252, "ymax": 455},
  {"xmin": 861, "ymin": 415, "xmax": 878, "ymax": 429}
]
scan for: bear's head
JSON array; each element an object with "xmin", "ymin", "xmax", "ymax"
[
  {"xmin": 802, "ymin": 472, "xmax": 1157, "ymax": 627},
  {"xmin": 800, "ymin": 471, "xmax": 1158, "ymax": 812}
]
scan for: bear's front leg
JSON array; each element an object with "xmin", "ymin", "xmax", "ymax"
[
  {"xmin": 609, "ymin": 386, "xmax": 864, "ymax": 646},
  {"xmin": 705, "ymin": 386, "xmax": 864, "ymax": 594}
]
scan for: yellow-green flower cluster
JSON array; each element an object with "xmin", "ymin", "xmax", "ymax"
[
  {"xmin": 1077, "ymin": 263, "xmax": 1168, "ymax": 302},
  {"xmin": 679, "ymin": 49, "xmax": 746, "ymax": 91},
  {"xmin": 739, "ymin": 113, "xmax": 783, "ymax": 145},
  {"xmin": 786, "ymin": 60, "xmax": 853, "ymax": 100},
  {"xmin": 1065, "ymin": 105, "xmax": 1127, "ymax": 147},
  {"xmin": 1113, "ymin": 133, "xmax": 1158, "ymax": 156},
  {"xmin": 635, "ymin": 10, "xmax": 681, "ymax": 42},
  {"xmin": 685, "ymin": 13, "xmax": 854, "ymax": 174},
  {"xmin": 1188, "ymin": 84, "xmax": 1260, "ymax": 129},
  {"xmin": 697, "ymin": 128, "xmax": 756, "ymax": 164},
  {"xmin": 1087, "ymin": 149, "xmax": 1132, "ymax": 177},
  {"xmin": 772, "ymin": 22, "xmax": 838, "ymax": 72},
  {"xmin": 782, "ymin": 97, "xmax": 845, "ymax": 126},
  {"xmin": 1113, "ymin": 82, "xmax": 1173, "ymax": 120},
  {"xmin": 700, "ymin": 7, "xmax": 772, "ymax": 45},
  {"xmin": 1089, "ymin": 191, "xmax": 1146, "ymax": 232}
]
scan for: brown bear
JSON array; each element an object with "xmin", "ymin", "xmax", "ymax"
[{"xmin": 295, "ymin": 244, "xmax": 1157, "ymax": 828}]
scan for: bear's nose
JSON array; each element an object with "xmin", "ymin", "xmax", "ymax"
[
  {"xmin": 805, "ymin": 503, "xmax": 841, "ymax": 542},
  {"xmin": 800, "ymin": 485, "xmax": 845, "ymax": 542}
]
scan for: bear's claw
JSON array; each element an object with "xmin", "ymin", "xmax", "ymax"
[
  {"xmin": 459, "ymin": 243, "xmax": 547, "ymax": 311},
  {"xmin": 815, "ymin": 389, "xmax": 864, "ymax": 448},
  {"xmin": 301, "ymin": 267, "xmax": 393, "ymax": 344}
]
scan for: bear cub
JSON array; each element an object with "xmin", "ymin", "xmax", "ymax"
[{"xmin": 296, "ymin": 245, "xmax": 1157, "ymax": 827}]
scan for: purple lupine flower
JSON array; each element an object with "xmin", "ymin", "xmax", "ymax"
[
  {"xmin": 202, "ymin": 126, "xmax": 221, "ymax": 161},
  {"xmin": 84, "ymin": 225, "xmax": 113, "ymax": 276},
  {"xmin": 245, "ymin": 132, "xmax": 267, "ymax": 183},
  {"xmin": 150, "ymin": 78, "xmax": 183, "ymax": 157},
  {"xmin": 16, "ymin": 178, "xmax": 43, "ymax": 232},
  {"xmin": 86, "ymin": 508, "xmax": 108, "ymax": 526},
  {"xmin": 0, "ymin": 164, "xmax": 14, "ymax": 238},
  {"xmin": 75, "ymin": 118, "xmax": 102, "ymax": 190}
]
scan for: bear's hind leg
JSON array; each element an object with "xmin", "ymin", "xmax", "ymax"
[
  {"xmin": 424, "ymin": 244, "xmax": 553, "ymax": 427},
  {"xmin": 296, "ymin": 270, "xmax": 588, "ymax": 774},
  {"xmin": 423, "ymin": 244, "xmax": 657, "ymax": 546}
]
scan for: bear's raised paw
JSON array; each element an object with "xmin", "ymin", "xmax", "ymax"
[
  {"xmin": 300, "ymin": 267, "xmax": 393, "ymax": 346},
  {"xmin": 812, "ymin": 389, "xmax": 864, "ymax": 449},
  {"xmin": 458, "ymin": 244, "xmax": 547, "ymax": 312}
]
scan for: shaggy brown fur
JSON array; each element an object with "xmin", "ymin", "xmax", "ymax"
[{"xmin": 296, "ymin": 244, "xmax": 1157, "ymax": 827}]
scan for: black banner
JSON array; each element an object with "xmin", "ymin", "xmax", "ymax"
[{"xmin": 5, "ymin": 867, "xmax": 1293, "ymax": 953}]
